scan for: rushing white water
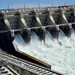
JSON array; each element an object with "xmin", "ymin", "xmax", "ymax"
[{"xmin": 13, "ymin": 30, "xmax": 75, "ymax": 75}]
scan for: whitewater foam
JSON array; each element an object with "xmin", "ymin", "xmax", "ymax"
[{"xmin": 13, "ymin": 30, "xmax": 75, "ymax": 75}]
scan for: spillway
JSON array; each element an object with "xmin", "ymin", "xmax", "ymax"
[
  {"xmin": 0, "ymin": 6, "xmax": 75, "ymax": 75},
  {"xmin": 12, "ymin": 30, "xmax": 75, "ymax": 75}
]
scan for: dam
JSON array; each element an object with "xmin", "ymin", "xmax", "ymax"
[{"xmin": 0, "ymin": 6, "xmax": 75, "ymax": 75}]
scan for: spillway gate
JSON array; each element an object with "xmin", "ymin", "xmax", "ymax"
[{"xmin": 0, "ymin": 6, "xmax": 75, "ymax": 42}]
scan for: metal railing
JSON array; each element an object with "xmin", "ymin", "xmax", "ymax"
[{"xmin": 0, "ymin": 50, "xmax": 63, "ymax": 75}]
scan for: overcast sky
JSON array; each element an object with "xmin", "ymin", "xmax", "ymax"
[{"xmin": 0, "ymin": 0, "xmax": 75, "ymax": 9}]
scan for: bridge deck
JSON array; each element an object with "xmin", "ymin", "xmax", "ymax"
[{"xmin": 0, "ymin": 50, "xmax": 63, "ymax": 75}]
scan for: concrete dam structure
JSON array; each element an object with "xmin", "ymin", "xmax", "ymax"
[{"xmin": 0, "ymin": 6, "xmax": 75, "ymax": 75}]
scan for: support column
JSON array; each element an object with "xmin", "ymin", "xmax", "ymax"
[
  {"xmin": 33, "ymin": 9, "xmax": 42, "ymax": 26},
  {"xmin": 18, "ymin": 10, "xmax": 27, "ymax": 28},
  {"xmin": 18, "ymin": 10, "xmax": 31, "ymax": 43},
  {"xmin": 2, "ymin": 11, "xmax": 10, "ymax": 29},
  {"xmin": 48, "ymin": 8, "xmax": 55, "ymax": 24},
  {"xmin": 47, "ymin": 8, "xmax": 59, "ymax": 38},
  {"xmin": 72, "ymin": 7, "xmax": 75, "ymax": 29},
  {"xmin": 47, "ymin": 8, "xmax": 59, "ymax": 31},
  {"xmin": 72, "ymin": 7, "xmax": 75, "ymax": 16},
  {"xmin": 33, "ymin": 9, "xmax": 46, "ymax": 41},
  {"xmin": 60, "ymin": 8, "xmax": 72, "ymax": 37},
  {"xmin": 60, "ymin": 8, "xmax": 72, "ymax": 29}
]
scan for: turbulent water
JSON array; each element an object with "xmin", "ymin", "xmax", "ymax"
[{"xmin": 13, "ymin": 29, "xmax": 75, "ymax": 75}]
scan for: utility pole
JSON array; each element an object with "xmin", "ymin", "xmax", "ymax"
[
  {"xmin": 52, "ymin": 3, "xmax": 53, "ymax": 8},
  {"xmin": 8, "ymin": 4, "xmax": 9, "ymax": 11},
  {"xmin": 38, "ymin": 4, "xmax": 40, "ymax": 9},
  {"xmin": 24, "ymin": 4, "xmax": 25, "ymax": 10}
]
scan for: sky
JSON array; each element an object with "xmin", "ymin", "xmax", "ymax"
[{"xmin": 0, "ymin": 0, "xmax": 75, "ymax": 9}]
